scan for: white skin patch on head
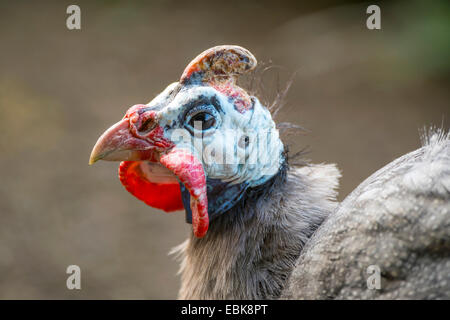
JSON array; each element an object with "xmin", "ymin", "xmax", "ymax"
[{"xmin": 146, "ymin": 83, "xmax": 284, "ymax": 187}]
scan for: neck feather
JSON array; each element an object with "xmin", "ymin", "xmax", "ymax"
[{"xmin": 172, "ymin": 161, "xmax": 340, "ymax": 299}]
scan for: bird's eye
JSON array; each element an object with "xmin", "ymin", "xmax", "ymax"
[
  {"xmin": 189, "ymin": 112, "xmax": 216, "ymax": 130},
  {"xmin": 184, "ymin": 104, "xmax": 221, "ymax": 134}
]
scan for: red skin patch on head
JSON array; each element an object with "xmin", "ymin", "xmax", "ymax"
[{"xmin": 210, "ymin": 81, "xmax": 253, "ymax": 113}]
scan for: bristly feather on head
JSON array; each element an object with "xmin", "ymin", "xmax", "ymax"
[{"xmin": 239, "ymin": 61, "xmax": 311, "ymax": 167}]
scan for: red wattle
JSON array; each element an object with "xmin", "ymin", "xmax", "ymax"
[
  {"xmin": 160, "ymin": 148, "xmax": 209, "ymax": 238},
  {"xmin": 119, "ymin": 161, "xmax": 184, "ymax": 212}
]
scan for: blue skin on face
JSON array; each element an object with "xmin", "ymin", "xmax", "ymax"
[
  {"xmin": 155, "ymin": 86, "xmax": 281, "ymax": 225},
  {"xmin": 181, "ymin": 178, "xmax": 249, "ymax": 224}
]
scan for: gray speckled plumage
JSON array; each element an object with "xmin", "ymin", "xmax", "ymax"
[
  {"xmin": 173, "ymin": 129, "xmax": 449, "ymax": 300},
  {"xmin": 172, "ymin": 162, "xmax": 341, "ymax": 299},
  {"xmin": 282, "ymin": 129, "xmax": 450, "ymax": 299}
]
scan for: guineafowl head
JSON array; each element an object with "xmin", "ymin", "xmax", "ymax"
[{"xmin": 89, "ymin": 45, "xmax": 285, "ymax": 238}]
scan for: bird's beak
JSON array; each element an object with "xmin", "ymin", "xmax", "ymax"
[
  {"xmin": 89, "ymin": 105, "xmax": 209, "ymax": 238},
  {"xmin": 89, "ymin": 118, "xmax": 157, "ymax": 165}
]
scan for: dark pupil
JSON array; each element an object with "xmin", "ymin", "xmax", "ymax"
[{"xmin": 190, "ymin": 112, "xmax": 216, "ymax": 130}]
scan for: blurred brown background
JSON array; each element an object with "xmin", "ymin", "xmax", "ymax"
[{"xmin": 0, "ymin": 0, "xmax": 448, "ymax": 299}]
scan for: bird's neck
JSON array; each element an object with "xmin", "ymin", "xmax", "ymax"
[{"xmin": 172, "ymin": 163, "xmax": 340, "ymax": 299}]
